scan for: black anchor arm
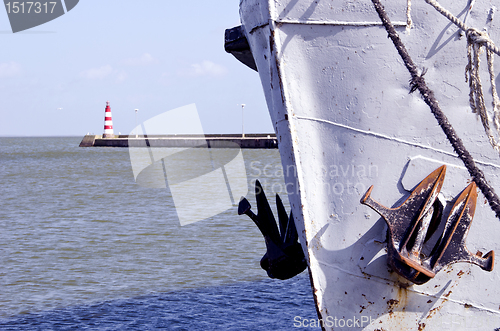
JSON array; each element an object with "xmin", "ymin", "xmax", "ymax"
[
  {"xmin": 284, "ymin": 210, "xmax": 298, "ymax": 245},
  {"xmin": 238, "ymin": 197, "xmax": 267, "ymax": 236},
  {"xmin": 238, "ymin": 180, "xmax": 282, "ymax": 246},
  {"xmin": 254, "ymin": 180, "xmax": 282, "ymax": 246},
  {"xmin": 276, "ymin": 193, "xmax": 289, "ymax": 243}
]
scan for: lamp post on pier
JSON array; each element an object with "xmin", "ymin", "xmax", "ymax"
[
  {"xmin": 241, "ymin": 104, "xmax": 245, "ymax": 138},
  {"xmin": 134, "ymin": 109, "xmax": 138, "ymax": 138}
]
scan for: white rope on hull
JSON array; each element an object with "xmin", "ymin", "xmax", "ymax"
[
  {"xmin": 425, "ymin": 0, "xmax": 500, "ymax": 153},
  {"xmin": 406, "ymin": 0, "xmax": 413, "ymax": 33}
]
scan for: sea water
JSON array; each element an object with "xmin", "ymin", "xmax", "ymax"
[{"xmin": 0, "ymin": 137, "xmax": 320, "ymax": 330}]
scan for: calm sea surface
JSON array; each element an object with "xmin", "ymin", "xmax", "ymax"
[{"xmin": 0, "ymin": 137, "xmax": 319, "ymax": 330}]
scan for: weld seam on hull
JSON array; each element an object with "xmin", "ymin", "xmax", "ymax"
[
  {"xmin": 317, "ymin": 260, "xmax": 500, "ymax": 315},
  {"xmin": 294, "ymin": 115, "xmax": 500, "ymax": 169},
  {"xmin": 249, "ymin": 20, "xmax": 406, "ymax": 35},
  {"xmin": 268, "ymin": 11, "xmax": 310, "ymax": 253},
  {"xmin": 275, "ymin": 19, "xmax": 407, "ymax": 27},
  {"xmin": 267, "ymin": 7, "xmax": 326, "ymax": 323},
  {"xmin": 249, "ymin": 22, "xmax": 270, "ymax": 34},
  {"xmin": 409, "ymin": 155, "xmax": 467, "ymax": 170},
  {"xmin": 317, "ymin": 259, "xmax": 408, "ymax": 289}
]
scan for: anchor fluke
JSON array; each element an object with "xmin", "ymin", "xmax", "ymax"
[
  {"xmin": 429, "ymin": 182, "xmax": 494, "ymax": 273},
  {"xmin": 239, "ymin": 180, "xmax": 307, "ymax": 280},
  {"xmin": 361, "ymin": 165, "xmax": 494, "ymax": 284}
]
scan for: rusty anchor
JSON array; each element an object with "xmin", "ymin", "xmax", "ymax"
[
  {"xmin": 238, "ymin": 180, "xmax": 307, "ymax": 280},
  {"xmin": 361, "ymin": 165, "xmax": 494, "ymax": 284}
]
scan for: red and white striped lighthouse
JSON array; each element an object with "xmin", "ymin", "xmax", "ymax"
[{"xmin": 103, "ymin": 101, "xmax": 114, "ymax": 138}]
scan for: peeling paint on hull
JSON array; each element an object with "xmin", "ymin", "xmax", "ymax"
[{"xmin": 238, "ymin": 0, "xmax": 500, "ymax": 329}]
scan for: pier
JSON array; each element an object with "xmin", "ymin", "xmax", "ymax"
[{"xmin": 79, "ymin": 134, "xmax": 278, "ymax": 149}]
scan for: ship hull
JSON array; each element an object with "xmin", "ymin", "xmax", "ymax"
[{"xmin": 239, "ymin": 0, "xmax": 500, "ymax": 329}]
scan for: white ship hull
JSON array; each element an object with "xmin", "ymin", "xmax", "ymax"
[{"xmin": 238, "ymin": 0, "xmax": 500, "ymax": 329}]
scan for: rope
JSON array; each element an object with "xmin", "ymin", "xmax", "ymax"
[
  {"xmin": 370, "ymin": 0, "xmax": 500, "ymax": 219},
  {"xmin": 424, "ymin": 0, "xmax": 500, "ymax": 56},
  {"xmin": 466, "ymin": 32, "xmax": 500, "ymax": 152},
  {"xmin": 406, "ymin": 0, "xmax": 413, "ymax": 33},
  {"xmin": 488, "ymin": 49, "xmax": 500, "ymax": 133},
  {"xmin": 424, "ymin": 0, "xmax": 500, "ymax": 153}
]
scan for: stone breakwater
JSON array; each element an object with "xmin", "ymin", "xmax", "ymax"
[{"xmin": 79, "ymin": 134, "xmax": 278, "ymax": 149}]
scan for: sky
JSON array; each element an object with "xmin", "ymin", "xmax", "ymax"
[{"xmin": 0, "ymin": 0, "xmax": 273, "ymax": 136}]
